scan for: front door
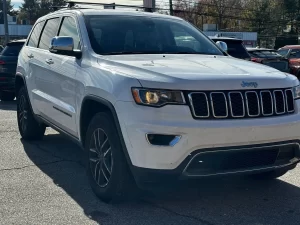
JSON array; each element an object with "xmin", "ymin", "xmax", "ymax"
[{"xmin": 33, "ymin": 16, "xmax": 81, "ymax": 137}]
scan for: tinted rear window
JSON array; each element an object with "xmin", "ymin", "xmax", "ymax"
[
  {"xmin": 226, "ymin": 41, "xmax": 250, "ymax": 59},
  {"xmin": 1, "ymin": 44, "xmax": 24, "ymax": 56}
]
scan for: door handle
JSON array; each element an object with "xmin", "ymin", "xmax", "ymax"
[
  {"xmin": 27, "ymin": 53, "xmax": 34, "ymax": 59},
  {"xmin": 45, "ymin": 59, "xmax": 54, "ymax": 65}
]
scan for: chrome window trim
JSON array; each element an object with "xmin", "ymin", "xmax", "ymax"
[
  {"xmin": 210, "ymin": 92, "xmax": 228, "ymax": 118},
  {"xmin": 188, "ymin": 92, "xmax": 209, "ymax": 118},
  {"xmin": 260, "ymin": 90, "xmax": 274, "ymax": 116},
  {"xmin": 245, "ymin": 91, "xmax": 260, "ymax": 117},
  {"xmin": 228, "ymin": 91, "xmax": 245, "ymax": 118}
]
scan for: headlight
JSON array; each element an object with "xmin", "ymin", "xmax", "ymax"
[
  {"xmin": 132, "ymin": 88, "xmax": 185, "ymax": 106},
  {"xmin": 293, "ymin": 85, "xmax": 300, "ymax": 99}
]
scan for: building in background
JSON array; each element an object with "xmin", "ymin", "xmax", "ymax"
[{"xmin": 202, "ymin": 24, "xmax": 258, "ymax": 47}]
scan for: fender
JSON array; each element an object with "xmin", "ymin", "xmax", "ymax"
[{"xmin": 80, "ymin": 95, "xmax": 134, "ymax": 167}]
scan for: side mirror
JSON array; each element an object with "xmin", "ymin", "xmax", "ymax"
[
  {"xmin": 216, "ymin": 41, "xmax": 228, "ymax": 53},
  {"xmin": 49, "ymin": 36, "xmax": 81, "ymax": 59}
]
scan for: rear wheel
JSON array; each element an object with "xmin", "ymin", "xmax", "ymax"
[
  {"xmin": 0, "ymin": 91, "xmax": 15, "ymax": 101},
  {"xmin": 249, "ymin": 169, "xmax": 288, "ymax": 180},
  {"xmin": 17, "ymin": 86, "xmax": 45, "ymax": 140},
  {"xmin": 85, "ymin": 112, "xmax": 138, "ymax": 203}
]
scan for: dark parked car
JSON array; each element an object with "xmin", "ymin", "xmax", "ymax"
[
  {"xmin": 210, "ymin": 37, "xmax": 251, "ymax": 60},
  {"xmin": 0, "ymin": 39, "xmax": 25, "ymax": 101},
  {"xmin": 247, "ymin": 48, "xmax": 291, "ymax": 73}
]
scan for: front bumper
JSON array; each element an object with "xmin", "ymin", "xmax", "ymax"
[
  {"xmin": 131, "ymin": 141, "xmax": 299, "ymax": 186},
  {"xmin": 116, "ymin": 100, "xmax": 300, "ymax": 170}
]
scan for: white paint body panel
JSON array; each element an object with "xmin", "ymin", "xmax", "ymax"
[
  {"xmin": 116, "ymin": 100, "xmax": 300, "ymax": 169},
  {"xmin": 17, "ymin": 10, "xmax": 300, "ymax": 171}
]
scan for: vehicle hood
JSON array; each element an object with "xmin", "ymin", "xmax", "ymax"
[{"xmin": 99, "ymin": 54, "xmax": 298, "ymax": 90}]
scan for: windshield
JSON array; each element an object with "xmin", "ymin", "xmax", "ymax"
[
  {"xmin": 249, "ymin": 50, "xmax": 283, "ymax": 58},
  {"xmin": 1, "ymin": 44, "xmax": 24, "ymax": 56},
  {"xmin": 84, "ymin": 15, "xmax": 223, "ymax": 56}
]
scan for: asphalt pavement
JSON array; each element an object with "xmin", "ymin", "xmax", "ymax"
[{"xmin": 0, "ymin": 100, "xmax": 300, "ymax": 225}]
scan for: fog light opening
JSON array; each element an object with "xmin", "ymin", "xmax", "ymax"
[{"xmin": 146, "ymin": 134, "xmax": 181, "ymax": 146}]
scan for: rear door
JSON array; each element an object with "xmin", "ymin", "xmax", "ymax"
[
  {"xmin": 31, "ymin": 17, "xmax": 61, "ymax": 118},
  {"xmin": 22, "ymin": 20, "xmax": 46, "ymax": 114}
]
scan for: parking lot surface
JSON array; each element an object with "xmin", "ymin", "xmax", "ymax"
[{"xmin": 0, "ymin": 101, "xmax": 300, "ymax": 225}]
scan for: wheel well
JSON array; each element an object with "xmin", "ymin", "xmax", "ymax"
[
  {"xmin": 15, "ymin": 75, "xmax": 25, "ymax": 96},
  {"xmin": 80, "ymin": 99, "xmax": 112, "ymax": 147}
]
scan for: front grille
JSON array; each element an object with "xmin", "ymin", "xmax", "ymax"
[
  {"xmin": 184, "ymin": 143, "xmax": 299, "ymax": 176},
  {"xmin": 188, "ymin": 88, "xmax": 295, "ymax": 119}
]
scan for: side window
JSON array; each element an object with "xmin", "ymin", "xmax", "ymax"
[
  {"xmin": 278, "ymin": 49, "xmax": 289, "ymax": 57},
  {"xmin": 289, "ymin": 49, "xmax": 300, "ymax": 59},
  {"xmin": 27, "ymin": 21, "xmax": 45, "ymax": 47},
  {"xmin": 58, "ymin": 17, "xmax": 81, "ymax": 50},
  {"xmin": 39, "ymin": 18, "xmax": 60, "ymax": 50}
]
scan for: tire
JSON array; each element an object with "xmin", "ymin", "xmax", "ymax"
[
  {"xmin": 0, "ymin": 91, "xmax": 15, "ymax": 101},
  {"xmin": 85, "ymin": 112, "xmax": 138, "ymax": 203},
  {"xmin": 249, "ymin": 169, "xmax": 288, "ymax": 180},
  {"xmin": 17, "ymin": 86, "xmax": 45, "ymax": 140}
]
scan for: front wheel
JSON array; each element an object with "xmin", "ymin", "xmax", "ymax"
[
  {"xmin": 85, "ymin": 112, "xmax": 138, "ymax": 203},
  {"xmin": 17, "ymin": 86, "xmax": 45, "ymax": 140}
]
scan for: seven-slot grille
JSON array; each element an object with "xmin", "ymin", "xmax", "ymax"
[{"xmin": 188, "ymin": 89, "xmax": 295, "ymax": 119}]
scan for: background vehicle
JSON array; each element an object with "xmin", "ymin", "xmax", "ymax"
[
  {"xmin": 0, "ymin": 39, "xmax": 25, "ymax": 101},
  {"xmin": 247, "ymin": 48, "xmax": 291, "ymax": 73},
  {"xmin": 278, "ymin": 45, "xmax": 300, "ymax": 78},
  {"xmin": 210, "ymin": 36, "xmax": 251, "ymax": 60}
]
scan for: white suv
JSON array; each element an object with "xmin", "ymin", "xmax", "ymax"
[{"xmin": 16, "ymin": 8, "xmax": 300, "ymax": 202}]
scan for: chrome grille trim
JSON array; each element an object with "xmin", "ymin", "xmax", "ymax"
[
  {"xmin": 188, "ymin": 88, "xmax": 295, "ymax": 119},
  {"xmin": 210, "ymin": 92, "xmax": 228, "ymax": 118},
  {"xmin": 260, "ymin": 90, "xmax": 274, "ymax": 116},
  {"xmin": 228, "ymin": 92, "xmax": 245, "ymax": 118},
  {"xmin": 245, "ymin": 91, "xmax": 260, "ymax": 117},
  {"xmin": 273, "ymin": 90, "xmax": 285, "ymax": 115},
  {"xmin": 188, "ymin": 92, "xmax": 209, "ymax": 118},
  {"xmin": 285, "ymin": 89, "xmax": 295, "ymax": 113}
]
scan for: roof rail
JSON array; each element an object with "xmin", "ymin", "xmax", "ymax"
[{"xmin": 65, "ymin": 0, "xmax": 155, "ymax": 12}]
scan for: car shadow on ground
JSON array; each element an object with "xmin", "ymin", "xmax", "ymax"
[
  {"xmin": 0, "ymin": 100, "xmax": 16, "ymax": 111},
  {"xmin": 22, "ymin": 133, "xmax": 300, "ymax": 225}
]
